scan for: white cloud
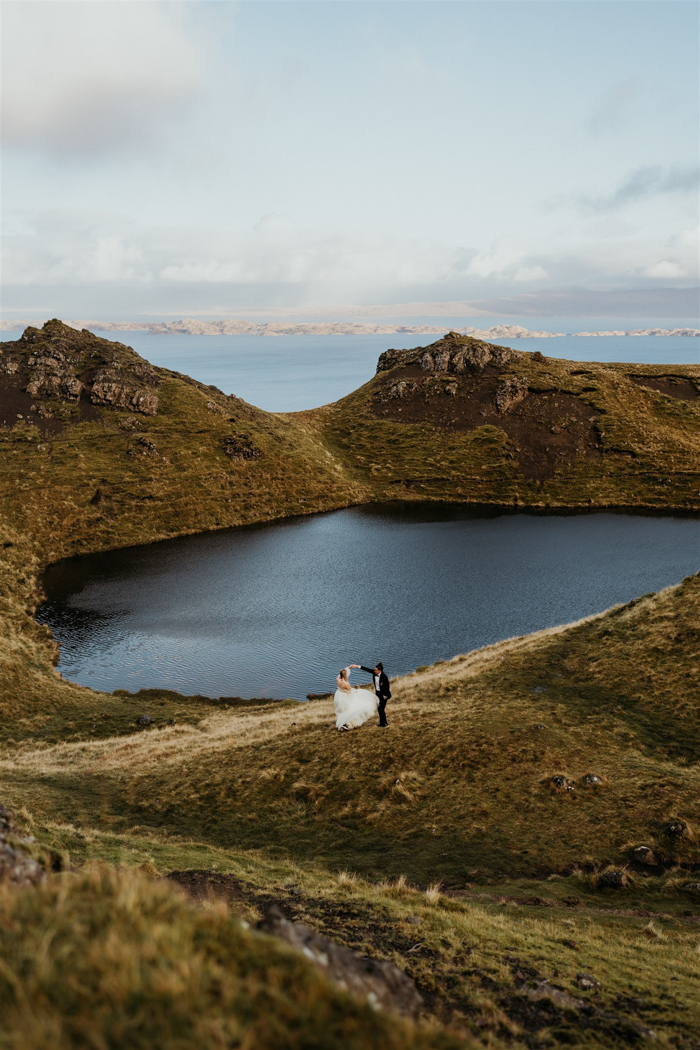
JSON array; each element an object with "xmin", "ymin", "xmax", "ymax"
[
  {"xmin": 642, "ymin": 260, "xmax": 686, "ymax": 279},
  {"xmin": 3, "ymin": 210, "xmax": 697, "ymax": 312},
  {"xmin": 514, "ymin": 265, "xmax": 547, "ymax": 283},
  {"xmin": 1, "ymin": 2, "xmax": 204, "ymax": 156}
]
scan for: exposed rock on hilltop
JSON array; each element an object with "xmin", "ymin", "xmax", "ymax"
[
  {"xmin": 377, "ymin": 332, "xmax": 517, "ymax": 374},
  {"xmin": 322, "ymin": 331, "xmax": 700, "ymax": 504},
  {"xmin": 0, "ymin": 320, "xmax": 160, "ymax": 430}
]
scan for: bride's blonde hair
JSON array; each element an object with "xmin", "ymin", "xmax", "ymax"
[{"xmin": 338, "ymin": 667, "xmax": 348, "ymax": 680}]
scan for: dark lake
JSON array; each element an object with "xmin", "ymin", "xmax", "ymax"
[{"xmin": 38, "ymin": 505, "xmax": 699, "ymax": 701}]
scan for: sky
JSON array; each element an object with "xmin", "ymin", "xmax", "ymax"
[{"xmin": 1, "ymin": 0, "xmax": 699, "ymax": 322}]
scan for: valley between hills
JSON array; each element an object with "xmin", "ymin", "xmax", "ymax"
[{"xmin": 0, "ymin": 320, "xmax": 699, "ymax": 1049}]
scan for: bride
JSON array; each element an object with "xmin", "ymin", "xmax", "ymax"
[{"xmin": 334, "ymin": 666, "xmax": 378, "ymax": 731}]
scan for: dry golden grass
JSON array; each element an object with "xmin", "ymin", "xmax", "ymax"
[
  {"xmin": 0, "ymin": 865, "xmax": 461, "ymax": 1050},
  {"xmin": 1, "ymin": 324, "xmax": 699, "ymax": 1047}
]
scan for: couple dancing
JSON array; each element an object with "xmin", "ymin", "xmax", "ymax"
[{"xmin": 334, "ymin": 662, "xmax": 391, "ymax": 731}]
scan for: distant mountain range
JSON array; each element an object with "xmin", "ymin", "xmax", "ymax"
[{"xmin": 0, "ymin": 318, "xmax": 698, "ymax": 338}]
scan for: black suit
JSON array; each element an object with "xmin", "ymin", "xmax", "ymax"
[{"xmin": 360, "ymin": 666, "xmax": 391, "ymax": 726}]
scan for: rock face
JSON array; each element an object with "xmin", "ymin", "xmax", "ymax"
[
  {"xmin": 377, "ymin": 332, "xmax": 516, "ymax": 375},
  {"xmin": 0, "ymin": 804, "xmax": 45, "ymax": 887},
  {"xmin": 258, "ymin": 905, "xmax": 423, "ymax": 1019},
  {"xmin": 495, "ymin": 376, "xmax": 528, "ymax": 413},
  {"xmin": 0, "ymin": 320, "xmax": 160, "ymax": 423}
]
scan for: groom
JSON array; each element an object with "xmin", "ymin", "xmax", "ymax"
[{"xmin": 350, "ymin": 662, "xmax": 391, "ymax": 728}]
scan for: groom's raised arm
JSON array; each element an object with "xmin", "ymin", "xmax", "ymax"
[{"xmin": 359, "ymin": 665, "xmax": 375, "ymax": 676}]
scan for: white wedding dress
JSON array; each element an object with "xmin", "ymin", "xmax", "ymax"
[{"xmin": 334, "ymin": 668, "xmax": 378, "ymax": 730}]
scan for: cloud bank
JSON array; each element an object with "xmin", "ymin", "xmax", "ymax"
[{"xmin": 1, "ymin": 2, "xmax": 203, "ymax": 156}]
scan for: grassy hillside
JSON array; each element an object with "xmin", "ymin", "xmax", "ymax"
[
  {"xmin": 314, "ymin": 331, "xmax": 700, "ymax": 510},
  {"xmin": 0, "ymin": 865, "xmax": 459, "ymax": 1050},
  {"xmin": 3, "ymin": 574, "xmax": 698, "ymax": 883},
  {"xmin": 0, "ymin": 321, "xmax": 698, "ymax": 1048},
  {"xmin": 2, "ymin": 577, "xmax": 699, "ymax": 1048}
]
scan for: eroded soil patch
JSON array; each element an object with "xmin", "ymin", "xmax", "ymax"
[
  {"xmin": 372, "ymin": 365, "xmax": 601, "ymax": 480},
  {"xmin": 629, "ymin": 376, "xmax": 699, "ymax": 402}
]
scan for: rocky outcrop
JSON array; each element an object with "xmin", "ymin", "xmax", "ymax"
[
  {"xmin": 1, "ymin": 320, "xmax": 160, "ymax": 418},
  {"xmin": 495, "ymin": 376, "xmax": 528, "ymax": 413},
  {"xmin": 377, "ymin": 333, "xmax": 517, "ymax": 376},
  {"xmin": 258, "ymin": 905, "xmax": 423, "ymax": 1019},
  {"xmin": 91, "ymin": 369, "xmax": 158, "ymax": 415}
]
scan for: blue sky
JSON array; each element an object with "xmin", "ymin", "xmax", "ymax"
[{"xmin": 2, "ymin": 0, "xmax": 698, "ymax": 321}]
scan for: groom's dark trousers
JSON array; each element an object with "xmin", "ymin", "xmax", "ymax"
[{"xmin": 360, "ymin": 666, "xmax": 391, "ymax": 726}]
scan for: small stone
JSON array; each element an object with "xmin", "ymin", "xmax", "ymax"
[
  {"xmin": 684, "ymin": 882, "xmax": 700, "ymax": 894},
  {"xmin": 575, "ymin": 973, "xmax": 601, "ymax": 991},
  {"xmin": 598, "ymin": 870, "xmax": 630, "ymax": 889},
  {"xmin": 551, "ymin": 775, "xmax": 574, "ymax": 792},
  {"xmin": 533, "ymin": 723, "xmax": 546, "ymax": 730},
  {"xmin": 137, "ymin": 715, "xmax": 153, "ymax": 726},
  {"xmin": 665, "ymin": 820, "xmax": 690, "ymax": 839},
  {"xmin": 582, "ymin": 773, "xmax": 604, "ymax": 787},
  {"xmin": 633, "ymin": 846, "xmax": 660, "ymax": 867}
]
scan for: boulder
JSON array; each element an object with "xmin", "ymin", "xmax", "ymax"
[
  {"xmin": 598, "ymin": 870, "xmax": 630, "ymax": 889},
  {"xmin": 683, "ymin": 882, "xmax": 700, "ymax": 894},
  {"xmin": 582, "ymin": 773, "xmax": 604, "ymax": 787},
  {"xmin": 633, "ymin": 846, "xmax": 660, "ymax": 867},
  {"xmin": 137, "ymin": 715, "xmax": 153, "ymax": 726},
  {"xmin": 551, "ymin": 775, "xmax": 575, "ymax": 792},
  {"xmin": 258, "ymin": 905, "xmax": 423, "ymax": 1019}
]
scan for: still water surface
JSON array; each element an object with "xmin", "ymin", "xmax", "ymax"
[{"xmin": 38, "ymin": 505, "xmax": 699, "ymax": 700}]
